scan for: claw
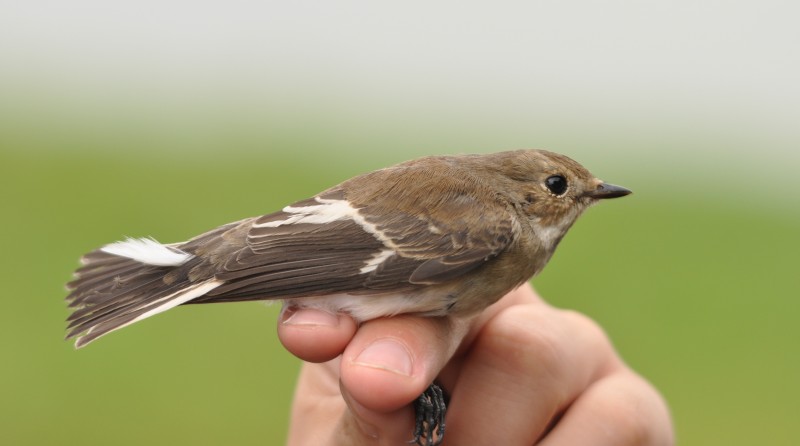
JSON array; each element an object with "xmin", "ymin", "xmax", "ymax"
[{"xmin": 410, "ymin": 383, "xmax": 449, "ymax": 446}]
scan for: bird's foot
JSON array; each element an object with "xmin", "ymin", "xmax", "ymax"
[{"xmin": 410, "ymin": 382, "xmax": 449, "ymax": 446}]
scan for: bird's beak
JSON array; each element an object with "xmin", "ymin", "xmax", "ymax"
[{"xmin": 587, "ymin": 182, "xmax": 632, "ymax": 199}]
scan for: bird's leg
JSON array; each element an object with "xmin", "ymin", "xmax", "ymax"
[{"xmin": 410, "ymin": 382, "xmax": 449, "ymax": 446}]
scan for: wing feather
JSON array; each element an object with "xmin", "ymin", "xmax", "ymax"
[{"xmin": 196, "ymin": 161, "xmax": 516, "ymax": 301}]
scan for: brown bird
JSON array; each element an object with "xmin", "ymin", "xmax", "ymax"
[{"xmin": 65, "ymin": 149, "xmax": 631, "ymax": 445}]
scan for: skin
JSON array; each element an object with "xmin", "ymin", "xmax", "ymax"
[{"xmin": 279, "ymin": 283, "xmax": 674, "ymax": 445}]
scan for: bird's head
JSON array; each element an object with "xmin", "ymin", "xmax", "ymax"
[{"xmin": 488, "ymin": 149, "xmax": 632, "ymax": 248}]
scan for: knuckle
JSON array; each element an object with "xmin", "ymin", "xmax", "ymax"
[
  {"xmin": 559, "ymin": 309, "xmax": 617, "ymax": 360},
  {"xmin": 560, "ymin": 309, "xmax": 607, "ymax": 341},
  {"xmin": 482, "ymin": 304, "xmax": 567, "ymax": 374},
  {"xmin": 598, "ymin": 374, "xmax": 674, "ymax": 446},
  {"xmin": 605, "ymin": 396, "xmax": 651, "ymax": 444}
]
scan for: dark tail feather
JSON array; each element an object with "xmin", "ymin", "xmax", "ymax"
[{"xmin": 65, "ymin": 249, "xmax": 222, "ymax": 348}]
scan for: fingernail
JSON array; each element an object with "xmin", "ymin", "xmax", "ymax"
[
  {"xmin": 281, "ymin": 308, "xmax": 339, "ymax": 327},
  {"xmin": 353, "ymin": 338, "xmax": 413, "ymax": 376}
]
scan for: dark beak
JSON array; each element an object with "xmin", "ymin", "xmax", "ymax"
[{"xmin": 587, "ymin": 182, "xmax": 632, "ymax": 199}]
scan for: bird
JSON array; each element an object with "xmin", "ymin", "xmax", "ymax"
[{"xmin": 65, "ymin": 149, "xmax": 631, "ymax": 445}]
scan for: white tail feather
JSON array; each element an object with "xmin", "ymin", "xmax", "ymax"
[{"xmin": 101, "ymin": 237, "xmax": 193, "ymax": 266}]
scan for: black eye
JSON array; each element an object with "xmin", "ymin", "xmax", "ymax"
[{"xmin": 545, "ymin": 175, "xmax": 568, "ymax": 195}]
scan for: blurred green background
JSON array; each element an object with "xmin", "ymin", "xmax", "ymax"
[{"xmin": 2, "ymin": 1, "xmax": 798, "ymax": 445}]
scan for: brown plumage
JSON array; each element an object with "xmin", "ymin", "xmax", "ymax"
[{"xmin": 65, "ymin": 149, "xmax": 631, "ymax": 348}]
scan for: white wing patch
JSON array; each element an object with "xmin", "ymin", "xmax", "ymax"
[
  {"xmin": 252, "ymin": 197, "xmax": 399, "ymax": 275},
  {"xmin": 254, "ymin": 199, "xmax": 357, "ymax": 227},
  {"xmin": 101, "ymin": 237, "xmax": 193, "ymax": 266},
  {"xmin": 253, "ymin": 196, "xmax": 391, "ymax": 241},
  {"xmin": 359, "ymin": 249, "xmax": 395, "ymax": 274}
]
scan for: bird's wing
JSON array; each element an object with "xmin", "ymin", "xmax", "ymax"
[{"xmin": 197, "ymin": 160, "xmax": 517, "ymax": 301}]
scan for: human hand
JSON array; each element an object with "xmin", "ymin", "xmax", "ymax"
[{"xmin": 278, "ymin": 284, "xmax": 674, "ymax": 445}]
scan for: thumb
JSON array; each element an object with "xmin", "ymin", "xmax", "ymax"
[{"xmin": 335, "ymin": 315, "xmax": 469, "ymax": 444}]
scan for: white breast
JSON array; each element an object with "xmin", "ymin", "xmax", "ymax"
[{"xmin": 283, "ymin": 292, "xmax": 452, "ymax": 322}]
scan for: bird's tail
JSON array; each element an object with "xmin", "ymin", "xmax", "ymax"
[{"xmin": 65, "ymin": 238, "xmax": 223, "ymax": 348}]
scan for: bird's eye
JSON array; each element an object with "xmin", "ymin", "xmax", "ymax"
[{"xmin": 545, "ymin": 175, "xmax": 568, "ymax": 195}]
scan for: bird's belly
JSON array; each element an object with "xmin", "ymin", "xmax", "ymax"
[{"xmin": 283, "ymin": 291, "xmax": 452, "ymax": 322}]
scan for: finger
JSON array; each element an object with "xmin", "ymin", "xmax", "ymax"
[
  {"xmin": 340, "ymin": 315, "xmax": 470, "ymax": 413},
  {"xmin": 443, "ymin": 305, "xmax": 618, "ymax": 445},
  {"xmin": 287, "ymin": 361, "xmax": 346, "ymax": 446},
  {"xmin": 455, "ymin": 283, "xmax": 546, "ymax": 357},
  {"xmin": 289, "ymin": 360, "xmax": 443, "ymax": 446},
  {"xmin": 538, "ymin": 372, "xmax": 674, "ymax": 446},
  {"xmin": 334, "ymin": 382, "xmax": 418, "ymax": 446},
  {"xmin": 289, "ymin": 359, "xmax": 416, "ymax": 446},
  {"xmin": 278, "ymin": 306, "xmax": 358, "ymax": 363}
]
